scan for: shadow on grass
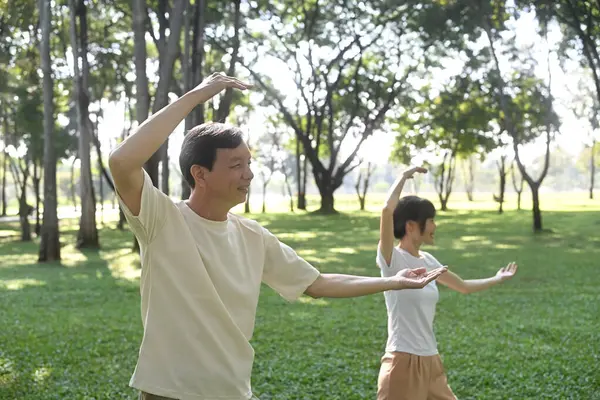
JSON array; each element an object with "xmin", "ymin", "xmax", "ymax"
[{"xmin": 0, "ymin": 221, "xmax": 142, "ymax": 399}]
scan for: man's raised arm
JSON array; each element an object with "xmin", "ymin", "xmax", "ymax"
[{"xmin": 108, "ymin": 73, "xmax": 251, "ymax": 215}]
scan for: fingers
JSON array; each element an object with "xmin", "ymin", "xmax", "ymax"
[
  {"xmin": 409, "ymin": 267, "xmax": 427, "ymax": 276},
  {"xmin": 425, "ymin": 267, "xmax": 446, "ymax": 281},
  {"xmin": 227, "ymin": 77, "xmax": 253, "ymax": 90},
  {"xmin": 412, "ymin": 267, "xmax": 447, "ymax": 287},
  {"xmin": 205, "ymin": 72, "xmax": 253, "ymax": 89},
  {"xmin": 215, "ymin": 73, "xmax": 253, "ymax": 89}
]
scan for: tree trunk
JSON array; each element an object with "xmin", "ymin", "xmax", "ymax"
[
  {"xmin": 1, "ymin": 147, "xmax": 6, "ymax": 217},
  {"xmin": 71, "ymin": 158, "xmax": 78, "ymax": 211},
  {"xmin": 160, "ymin": 148, "xmax": 169, "ymax": 195},
  {"xmin": 261, "ymin": 182, "xmax": 267, "ymax": 213},
  {"xmin": 70, "ymin": 0, "xmax": 98, "ymax": 249},
  {"xmin": 531, "ymin": 184, "xmax": 542, "ymax": 232},
  {"xmin": 19, "ymin": 189, "xmax": 32, "ymax": 242},
  {"xmin": 38, "ymin": 32, "xmax": 61, "ymax": 259},
  {"xmin": 14, "ymin": 160, "xmax": 32, "ymax": 242},
  {"xmin": 33, "ymin": 162, "xmax": 42, "ymax": 235},
  {"xmin": 511, "ymin": 161, "xmax": 524, "ymax": 211},
  {"xmin": 433, "ymin": 151, "xmax": 455, "ymax": 212},
  {"xmin": 181, "ymin": 0, "xmax": 193, "ymax": 201},
  {"xmin": 463, "ymin": 156, "xmax": 475, "ymax": 202},
  {"xmin": 284, "ymin": 174, "xmax": 294, "ymax": 212},
  {"xmin": 244, "ymin": 186, "xmax": 251, "ymax": 213},
  {"xmin": 99, "ymin": 158, "xmax": 104, "ymax": 225},
  {"xmin": 191, "ymin": 0, "xmax": 206, "ymax": 128},
  {"xmin": 215, "ymin": 0, "xmax": 241, "ymax": 122},
  {"xmin": 295, "ymin": 140, "xmax": 304, "ymax": 210},
  {"xmin": 150, "ymin": 0, "xmax": 186, "ymax": 188},
  {"xmin": 298, "ymin": 154, "xmax": 307, "ymax": 210},
  {"xmin": 495, "ymin": 156, "xmax": 507, "ymax": 214},
  {"xmin": 590, "ymin": 139, "xmax": 596, "ymax": 200},
  {"xmin": 439, "ymin": 196, "xmax": 448, "ymax": 212},
  {"xmin": 319, "ymin": 190, "xmax": 335, "ymax": 214},
  {"xmin": 132, "ymin": 0, "xmax": 151, "ymax": 251},
  {"xmin": 1, "ymin": 112, "xmax": 8, "ymax": 216},
  {"xmin": 355, "ymin": 162, "xmax": 374, "ymax": 211}
]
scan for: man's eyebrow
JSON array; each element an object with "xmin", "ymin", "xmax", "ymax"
[{"xmin": 229, "ymin": 156, "xmax": 250, "ymax": 162}]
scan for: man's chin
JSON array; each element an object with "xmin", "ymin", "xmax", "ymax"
[{"xmin": 234, "ymin": 191, "xmax": 248, "ymax": 204}]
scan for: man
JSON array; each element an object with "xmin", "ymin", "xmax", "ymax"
[{"xmin": 109, "ymin": 72, "xmax": 447, "ymax": 400}]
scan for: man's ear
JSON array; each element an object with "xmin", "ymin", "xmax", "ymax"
[{"xmin": 190, "ymin": 165, "xmax": 208, "ymax": 188}]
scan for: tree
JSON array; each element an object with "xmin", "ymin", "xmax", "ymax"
[
  {"xmin": 566, "ymin": 71, "xmax": 600, "ymax": 199},
  {"xmin": 131, "ymin": 0, "xmax": 150, "ymax": 252},
  {"xmin": 245, "ymin": 1, "xmax": 447, "ymax": 213},
  {"xmin": 145, "ymin": 0, "xmax": 186, "ymax": 193},
  {"xmin": 39, "ymin": 0, "xmax": 61, "ymax": 262},
  {"xmin": 493, "ymin": 155, "xmax": 508, "ymax": 213},
  {"xmin": 7, "ymin": 144, "xmax": 33, "ymax": 241},
  {"xmin": 391, "ymin": 72, "xmax": 497, "ymax": 211},
  {"xmin": 516, "ymin": 1, "xmax": 600, "ymax": 109},
  {"xmin": 355, "ymin": 161, "xmax": 375, "ymax": 211},
  {"xmin": 462, "ymin": 155, "xmax": 477, "ymax": 201},
  {"xmin": 255, "ymin": 126, "xmax": 285, "ymax": 214},
  {"xmin": 511, "ymin": 159, "xmax": 525, "ymax": 210},
  {"xmin": 69, "ymin": 0, "xmax": 98, "ymax": 248},
  {"xmin": 479, "ymin": 6, "xmax": 560, "ymax": 231}
]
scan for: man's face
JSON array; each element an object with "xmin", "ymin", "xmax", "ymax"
[{"xmin": 203, "ymin": 142, "xmax": 254, "ymax": 206}]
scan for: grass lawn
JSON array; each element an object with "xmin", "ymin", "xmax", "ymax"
[{"xmin": 0, "ymin": 194, "xmax": 599, "ymax": 399}]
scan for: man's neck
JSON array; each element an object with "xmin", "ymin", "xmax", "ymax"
[{"xmin": 186, "ymin": 192, "xmax": 231, "ymax": 221}]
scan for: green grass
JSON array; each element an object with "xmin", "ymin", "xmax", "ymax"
[{"xmin": 1, "ymin": 194, "xmax": 599, "ymax": 399}]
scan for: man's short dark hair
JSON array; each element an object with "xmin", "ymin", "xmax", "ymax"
[
  {"xmin": 179, "ymin": 122, "xmax": 244, "ymax": 188},
  {"xmin": 393, "ymin": 195, "xmax": 436, "ymax": 239}
]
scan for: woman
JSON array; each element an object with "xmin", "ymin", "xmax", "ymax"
[{"xmin": 376, "ymin": 166, "xmax": 518, "ymax": 400}]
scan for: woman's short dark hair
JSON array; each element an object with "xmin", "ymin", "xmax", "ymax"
[
  {"xmin": 393, "ymin": 195, "xmax": 436, "ymax": 239},
  {"xmin": 179, "ymin": 122, "xmax": 244, "ymax": 188}
]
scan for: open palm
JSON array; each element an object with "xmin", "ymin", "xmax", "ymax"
[
  {"xmin": 496, "ymin": 262, "xmax": 518, "ymax": 281},
  {"xmin": 395, "ymin": 267, "xmax": 447, "ymax": 289}
]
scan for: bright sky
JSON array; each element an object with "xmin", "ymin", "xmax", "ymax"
[{"xmin": 96, "ymin": 9, "xmax": 598, "ymax": 170}]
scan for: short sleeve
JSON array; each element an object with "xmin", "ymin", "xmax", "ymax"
[
  {"xmin": 261, "ymin": 228, "xmax": 321, "ymax": 302},
  {"xmin": 422, "ymin": 252, "xmax": 444, "ymax": 270},
  {"xmin": 117, "ymin": 169, "xmax": 172, "ymax": 244},
  {"xmin": 377, "ymin": 247, "xmax": 407, "ymax": 278},
  {"xmin": 377, "ymin": 245, "xmax": 398, "ymax": 270}
]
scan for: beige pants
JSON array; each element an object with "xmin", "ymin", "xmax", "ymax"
[
  {"xmin": 377, "ymin": 352, "xmax": 457, "ymax": 400},
  {"xmin": 139, "ymin": 391, "xmax": 261, "ymax": 400}
]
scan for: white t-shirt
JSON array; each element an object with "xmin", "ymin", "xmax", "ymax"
[
  {"xmin": 376, "ymin": 246, "xmax": 444, "ymax": 356},
  {"xmin": 119, "ymin": 170, "xmax": 321, "ymax": 400}
]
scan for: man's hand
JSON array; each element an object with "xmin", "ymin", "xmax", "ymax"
[
  {"xmin": 402, "ymin": 166, "xmax": 428, "ymax": 180},
  {"xmin": 496, "ymin": 262, "xmax": 518, "ymax": 282},
  {"xmin": 192, "ymin": 72, "xmax": 253, "ymax": 104},
  {"xmin": 393, "ymin": 266, "xmax": 447, "ymax": 289}
]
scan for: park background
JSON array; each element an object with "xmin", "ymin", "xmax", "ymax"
[{"xmin": 1, "ymin": 0, "xmax": 599, "ymax": 398}]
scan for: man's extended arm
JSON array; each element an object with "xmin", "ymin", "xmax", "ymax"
[
  {"xmin": 108, "ymin": 73, "xmax": 251, "ymax": 215},
  {"xmin": 304, "ymin": 267, "xmax": 447, "ymax": 298}
]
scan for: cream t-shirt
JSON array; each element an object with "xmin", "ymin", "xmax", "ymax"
[
  {"xmin": 119, "ymin": 170, "xmax": 321, "ymax": 400},
  {"xmin": 376, "ymin": 246, "xmax": 444, "ymax": 356}
]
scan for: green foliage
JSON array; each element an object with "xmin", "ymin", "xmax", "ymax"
[{"xmin": 391, "ymin": 72, "xmax": 498, "ymax": 165}]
